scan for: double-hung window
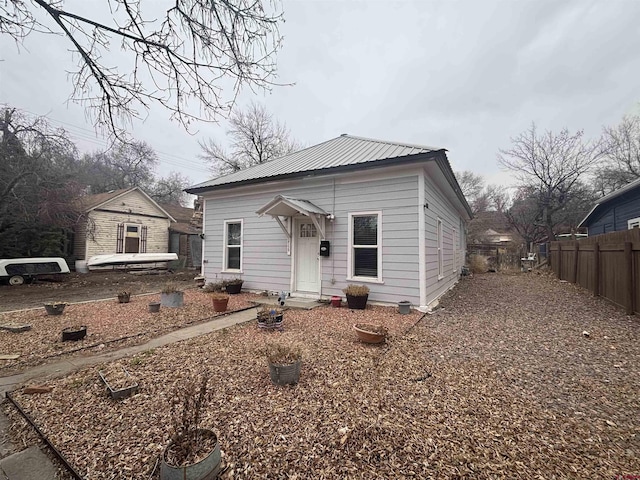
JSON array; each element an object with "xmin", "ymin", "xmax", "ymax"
[
  {"xmin": 348, "ymin": 212, "xmax": 382, "ymax": 282},
  {"xmin": 223, "ymin": 220, "xmax": 243, "ymax": 272}
]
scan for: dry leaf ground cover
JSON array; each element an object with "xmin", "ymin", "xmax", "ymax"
[
  {"xmin": 7, "ymin": 272, "xmax": 640, "ymax": 479},
  {"xmin": 0, "ymin": 290, "xmax": 255, "ymax": 374}
]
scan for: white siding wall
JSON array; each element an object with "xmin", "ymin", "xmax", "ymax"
[
  {"xmin": 202, "ymin": 169, "xmax": 421, "ymax": 305},
  {"xmin": 82, "ymin": 190, "xmax": 171, "ymax": 259}
]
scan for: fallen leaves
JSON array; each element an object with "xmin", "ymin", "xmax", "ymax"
[{"xmin": 5, "ymin": 274, "xmax": 640, "ymax": 479}]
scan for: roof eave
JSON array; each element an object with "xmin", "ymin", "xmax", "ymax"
[{"xmin": 185, "ymin": 150, "xmax": 446, "ymax": 195}]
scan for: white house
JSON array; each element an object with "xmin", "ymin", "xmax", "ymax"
[{"xmin": 186, "ymin": 134, "xmax": 472, "ymax": 311}]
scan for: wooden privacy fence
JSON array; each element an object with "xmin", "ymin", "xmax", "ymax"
[{"xmin": 550, "ymin": 229, "xmax": 640, "ymax": 315}]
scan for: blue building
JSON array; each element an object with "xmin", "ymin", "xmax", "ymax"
[{"xmin": 579, "ymin": 178, "xmax": 640, "ymax": 235}]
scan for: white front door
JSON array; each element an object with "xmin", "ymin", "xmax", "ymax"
[{"xmin": 295, "ymin": 218, "xmax": 320, "ymax": 293}]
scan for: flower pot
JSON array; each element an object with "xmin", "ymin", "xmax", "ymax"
[
  {"xmin": 161, "ymin": 291, "xmax": 184, "ymax": 307},
  {"xmin": 346, "ymin": 294, "xmax": 368, "ymax": 310},
  {"xmin": 330, "ymin": 296, "xmax": 342, "ymax": 308},
  {"xmin": 212, "ymin": 297, "xmax": 229, "ymax": 312},
  {"xmin": 117, "ymin": 293, "xmax": 131, "ymax": 304},
  {"xmin": 44, "ymin": 303, "xmax": 66, "ymax": 315},
  {"xmin": 354, "ymin": 324, "xmax": 387, "ymax": 344},
  {"xmin": 269, "ymin": 360, "xmax": 301, "ymax": 386},
  {"xmin": 257, "ymin": 312, "xmax": 284, "ymax": 330},
  {"xmin": 161, "ymin": 429, "xmax": 221, "ymax": 480},
  {"xmin": 148, "ymin": 302, "xmax": 161, "ymax": 313},
  {"xmin": 225, "ymin": 282, "xmax": 243, "ymax": 294},
  {"xmin": 62, "ymin": 326, "xmax": 87, "ymax": 341},
  {"xmin": 98, "ymin": 366, "xmax": 139, "ymax": 400},
  {"xmin": 398, "ymin": 300, "xmax": 411, "ymax": 314}
]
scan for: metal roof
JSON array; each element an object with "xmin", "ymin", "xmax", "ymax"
[
  {"xmin": 186, "ymin": 134, "xmax": 443, "ymax": 193},
  {"xmin": 579, "ymin": 177, "xmax": 640, "ymax": 227}
]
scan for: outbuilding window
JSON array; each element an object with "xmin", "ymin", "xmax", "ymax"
[
  {"xmin": 348, "ymin": 212, "xmax": 382, "ymax": 282},
  {"xmin": 223, "ymin": 220, "xmax": 243, "ymax": 272}
]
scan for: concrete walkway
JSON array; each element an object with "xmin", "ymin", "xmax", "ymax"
[{"xmin": 0, "ymin": 307, "xmax": 258, "ymax": 480}]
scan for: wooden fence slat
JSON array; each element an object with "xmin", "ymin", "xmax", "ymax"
[
  {"xmin": 573, "ymin": 243, "xmax": 579, "ymax": 283},
  {"xmin": 625, "ymin": 242, "xmax": 634, "ymax": 315},
  {"xmin": 593, "ymin": 242, "xmax": 600, "ymax": 297}
]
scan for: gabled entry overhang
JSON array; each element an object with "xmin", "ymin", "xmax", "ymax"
[{"xmin": 256, "ymin": 195, "xmax": 329, "ymax": 239}]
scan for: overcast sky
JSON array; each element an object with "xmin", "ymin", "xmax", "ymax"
[{"xmin": 2, "ymin": 0, "xmax": 640, "ymax": 191}]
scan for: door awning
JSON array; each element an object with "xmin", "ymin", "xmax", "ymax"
[{"xmin": 256, "ymin": 195, "xmax": 329, "ymax": 239}]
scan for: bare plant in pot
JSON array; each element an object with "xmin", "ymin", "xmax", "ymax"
[
  {"xmin": 44, "ymin": 301, "xmax": 67, "ymax": 315},
  {"xmin": 265, "ymin": 343, "xmax": 302, "ymax": 386},
  {"xmin": 256, "ymin": 304, "xmax": 284, "ymax": 330},
  {"xmin": 210, "ymin": 292, "xmax": 230, "ymax": 312},
  {"xmin": 117, "ymin": 291, "xmax": 131, "ymax": 303},
  {"xmin": 161, "ymin": 375, "xmax": 221, "ymax": 480},
  {"xmin": 343, "ymin": 284, "xmax": 370, "ymax": 310},
  {"xmin": 161, "ymin": 283, "xmax": 184, "ymax": 308},
  {"xmin": 223, "ymin": 277, "xmax": 243, "ymax": 295}
]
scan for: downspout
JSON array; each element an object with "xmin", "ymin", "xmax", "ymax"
[
  {"xmin": 418, "ymin": 171, "xmax": 427, "ymax": 312},
  {"xmin": 201, "ymin": 198, "xmax": 207, "ymax": 278}
]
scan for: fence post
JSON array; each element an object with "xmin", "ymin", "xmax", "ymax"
[
  {"xmin": 625, "ymin": 242, "xmax": 634, "ymax": 315},
  {"xmin": 573, "ymin": 242, "xmax": 579, "ymax": 284},
  {"xmin": 593, "ymin": 242, "xmax": 600, "ymax": 297},
  {"xmin": 557, "ymin": 243, "xmax": 563, "ymax": 280}
]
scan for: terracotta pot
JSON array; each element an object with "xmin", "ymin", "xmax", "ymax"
[
  {"xmin": 212, "ymin": 297, "xmax": 229, "ymax": 312},
  {"xmin": 346, "ymin": 294, "xmax": 368, "ymax": 310},
  {"xmin": 354, "ymin": 323, "xmax": 387, "ymax": 344}
]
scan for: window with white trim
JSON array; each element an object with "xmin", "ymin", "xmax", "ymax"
[
  {"xmin": 223, "ymin": 220, "xmax": 243, "ymax": 272},
  {"xmin": 437, "ymin": 218, "xmax": 444, "ymax": 279},
  {"xmin": 628, "ymin": 217, "xmax": 640, "ymax": 229},
  {"xmin": 348, "ymin": 212, "xmax": 382, "ymax": 282}
]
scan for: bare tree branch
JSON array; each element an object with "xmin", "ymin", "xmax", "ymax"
[{"xmin": 1, "ymin": 0, "xmax": 285, "ymax": 140}]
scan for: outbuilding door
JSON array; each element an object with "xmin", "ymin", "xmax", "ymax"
[{"xmin": 294, "ymin": 218, "xmax": 320, "ymax": 293}]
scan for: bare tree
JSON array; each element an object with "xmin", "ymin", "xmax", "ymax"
[
  {"xmin": 149, "ymin": 171, "xmax": 191, "ymax": 206},
  {"xmin": 199, "ymin": 102, "xmax": 302, "ymax": 175},
  {"xmin": 80, "ymin": 141, "xmax": 159, "ymax": 192},
  {"xmin": 1, "ymin": 1, "xmax": 284, "ymax": 139},
  {"xmin": 0, "ymin": 107, "xmax": 85, "ymax": 257},
  {"xmin": 594, "ymin": 115, "xmax": 640, "ymax": 195},
  {"xmin": 498, "ymin": 123, "xmax": 601, "ymax": 240}
]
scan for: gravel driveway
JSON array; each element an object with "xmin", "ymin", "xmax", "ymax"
[{"xmin": 6, "ymin": 271, "xmax": 640, "ymax": 479}]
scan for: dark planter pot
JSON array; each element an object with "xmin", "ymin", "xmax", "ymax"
[
  {"xmin": 354, "ymin": 324, "xmax": 387, "ymax": 344},
  {"xmin": 148, "ymin": 302, "xmax": 161, "ymax": 313},
  {"xmin": 212, "ymin": 297, "xmax": 229, "ymax": 312},
  {"xmin": 257, "ymin": 313, "xmax": 284, "ymax": 330},
  {"xmin": 161, "ymin": 291, "xmax": 184, "ymax": 307},
  {"xmin": 398, "ymin": 301, "xmax": 411, "ymax": 314},
  {"xmin": 117, "ymin": 293, "xmax": 131, "ymax": 304},
  {"xmin": 225, "ymin": 282, "xmax": 243, "ymax": 294},
  {"xmin": 44, "ymin": 303, "xmax": 66, "ymax": 315},
  {"xmin": 331, "ymin": 296, "xmax": 342, "ymax": 308},
  {"xmin": 161, "ymin": 429, "xmax": 221, "ymax": 480},
  {"xmin": 98, "ymin": 367, "xmax": 139, "ymax": 400},
  {"xmin": 346, "ymin": 294, "xmax": 368, "ymax": 310},
  {"xmin": 269, "ymin": 360, "xmax": 301, "ymax": 386},
  {"xmin": 62, "ymin": 326, "xmax": 87, "ymax": 341}
]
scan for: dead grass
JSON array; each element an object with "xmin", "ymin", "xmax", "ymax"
[{"xmin": 6, "ymin": 273, "xmax": 640, "ymax": 479}]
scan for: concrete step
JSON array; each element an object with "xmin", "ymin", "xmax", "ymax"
[{"xmin": 0, "ymin": 446, "xmax": 57, "ymax": 480}]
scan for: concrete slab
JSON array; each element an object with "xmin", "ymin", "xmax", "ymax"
[
  {"xmin": 253, "ymin": 297, "xmax": 323, "ymax": 310},
  {"xmin": 0, "ymin": 404, "xmax": 16, "ymax": 459},
  {"xmin": 0, "ymin": 446, "xmax": 57, "ymax": 480}
]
